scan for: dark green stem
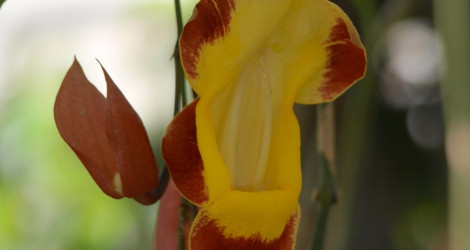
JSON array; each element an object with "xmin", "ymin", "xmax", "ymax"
[
  {"xmin": 311, "ymin": 103, "xmax": 337, "ymax": 250},
  {"xmin": 181, "ymin": 77, "xmax": 188, "ymax": 107},
  {"xmin": 178, "ymin": 199, "xmax": 195, "ymax": 250},
  {"xmin": 311, "ymin": 155, "xmax": 337, "ymax": 250},
  {"xmin": 172, "ymin": 1, "xmax": 193, "ymax": 249},
  {"xmin": 173, "ymin": 70, "xmax": 182, "ymax": 116},
  {"xmin": 152, "ymin": 166, "xmax": 170, "ymax": 201},
  {"xmin": 173, "ymin": 0, "xmax": 185, "ymax": 115},
  {"xmin": 173, "ymin": 42, "xmax": 182, "ymax": 115}
]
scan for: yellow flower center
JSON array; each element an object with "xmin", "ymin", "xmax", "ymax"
[{"xmin": 211, "ymin": 48, "xmax": 283, "ymax": 192}]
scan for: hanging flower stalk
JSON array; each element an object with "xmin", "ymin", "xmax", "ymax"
[{"xmin": 162, "ymin": 0, "xmax": 366, "ymax": 248}]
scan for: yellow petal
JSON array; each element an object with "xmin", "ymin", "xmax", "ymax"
[{"xmin": 190, "ymin": 191, "xmax": 300, "ymax": 249}]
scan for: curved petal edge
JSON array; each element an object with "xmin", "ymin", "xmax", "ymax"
[{"xmin": 162, "ymin": 99, "xmax": 209, "ymax": 206}]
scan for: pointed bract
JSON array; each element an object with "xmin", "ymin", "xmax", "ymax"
[
  {"xmin": 101, "ymin": 63, "xmax": 159, "ymax": 204},
  {"xmin": 54, "ymin": 58, "xmax": 159, "ymax": 205},
  {"xmin": 54, "ymin": 59, "xmax": 121, "ymax": 198}
]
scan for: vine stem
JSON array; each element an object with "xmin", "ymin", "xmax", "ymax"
[
  {"xmin": 311, "ymin": 103, "xmax": 337, "ymax": 250},
  {"xmin": 173, "ymin": 1, "xmax": 194, "ymax": 249},
  {"xmin": 154, "ymin": 0, "xmax": 189, "ymax": 249},
  {"xmin": 173, "ymin": 0, "xmax": 185, "ymax": 115}
]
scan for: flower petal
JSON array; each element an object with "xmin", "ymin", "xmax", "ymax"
[
  {"xmin": 180, "ymin": 0, "xmax": 366, "ymax": 103},
  {"xmin": 54, "ymin": 58, "xmax": 121, "ymax": 199},
  {"xmin": 180, "ymin": 0, "xmax": 291, "ymax": 95},
  {"xmin": 162, "ymin": 99, "xmax": 209, "ymax": 206},
  {"xmin": 101, "ymin": 63, "xmax": 159, "ymax": 205},
  {"xmin": 178, "ymin": 0, "xmax": 365, "ymax": 197},
  {"xmin": 189, "ymin": 191, "xmax": 299, "ymax": 250},
  {"xmin": 295, "ymin": 15, "xmax": 367, "ymax": 104}
]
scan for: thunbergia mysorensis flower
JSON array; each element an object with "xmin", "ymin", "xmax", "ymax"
[
  {"xmin": 162, "ymin": 0, "xmax": 366, "ymax": 249},
  {"xmin": 54, "ymin": 59, "xmax": 160, "ymax": 205}
]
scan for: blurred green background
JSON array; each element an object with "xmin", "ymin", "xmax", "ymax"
[{"xmin": 0, "ymin": 0, "xmax": 467, "ymax": 249}]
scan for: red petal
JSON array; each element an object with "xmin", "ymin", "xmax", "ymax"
[
  {"xmin": 180, "ymin": 0, "xmax": 235, "ymax": 79},
  {"xmin": 101, "ymin": 63, "xmax": 159, "ymax": 204},
  {"xmin": 319, "ymin": 18, "xmax": 367, "ymax": 100},
  {"xmin": 162, "ymin": 99, "xmax": 209, "ymax": 206},
  {"xmin": 54, "ymin": 58, "xmax": 121, "ymax": 198},
  {"xmin": 190, "ymin": 208, "xmax": 299, "ymax": 250}
]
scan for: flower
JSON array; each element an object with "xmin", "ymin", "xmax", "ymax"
[
  {"xmin": 54, "ymin": 59, "xmax": 160, "ymax": 205},
  {"xmin": 162, "ymin": 0, "xmax": 366, "ymax": 248}
]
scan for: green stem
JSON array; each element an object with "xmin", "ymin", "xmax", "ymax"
[
  {"xmin": 173, "ymin": 0, "xmax": 185, "ymax": 115},
  {"xmin": 311, "ymin": 155, "xmax": 337, "ymax": 250},
  {"xmin": 178, "ymin": 199, "xmax": 195, "ymax": 250},
  {"xmin": 181, "ymin": 78, "xmax": 188, "ymax": 107},
  {"xmin": 172, "ymin": 1, "xmax": 193, "ymax": 249},
  {"xmin": 311, "ymin": 103, "xmax": 337, "ymax": 250},
  {"xmin": 153, "ymin": 166, "xmax": 170, "ymax": 201}
]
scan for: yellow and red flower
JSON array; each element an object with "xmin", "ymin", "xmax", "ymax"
[{"xmin": 163, "ymin": 0, "xmax": 366, "ymax": 249}]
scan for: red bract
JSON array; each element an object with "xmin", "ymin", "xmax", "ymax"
[{"xmin": 54, "ymin": 58, "xmax": 159, "ymax": 205}]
